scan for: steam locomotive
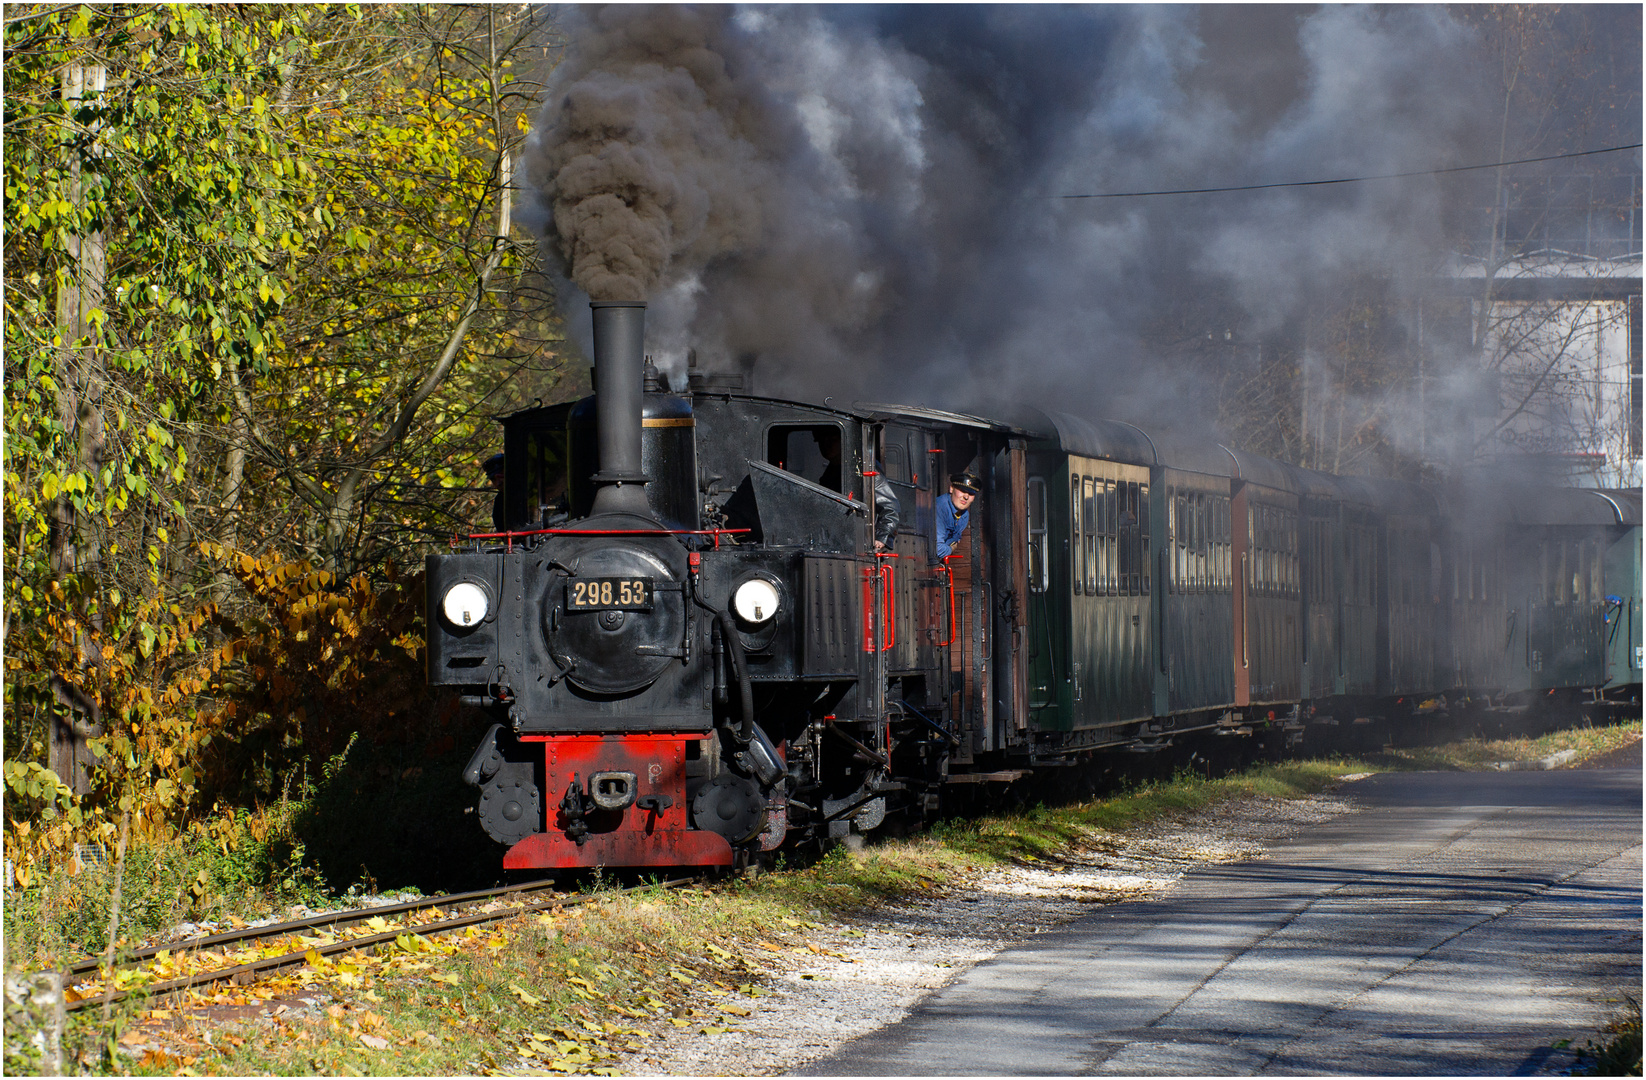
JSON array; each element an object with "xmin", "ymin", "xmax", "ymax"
[{"xmin": 428, "ymin": 301, "xmax": 1643, "ymax": 871}]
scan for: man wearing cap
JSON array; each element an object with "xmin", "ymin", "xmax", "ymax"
[{"xmin": 935, "ymin": 471, "xmax": 980, "ymax": 560}]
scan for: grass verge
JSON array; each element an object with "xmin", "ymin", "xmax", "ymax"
[
  {"xmin": 1571, "ymin": 996, "xmax": 1643, "ymax": 1076},
  {"xmin": 1370, "ymin": 718, "xmax": 1640, "ymax": 772}
]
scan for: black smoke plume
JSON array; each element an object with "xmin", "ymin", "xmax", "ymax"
[{"xmin": 523, "ymin": 5, "xmax": 1640, "ymax": 464}]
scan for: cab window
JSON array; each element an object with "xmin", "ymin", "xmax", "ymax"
[{"xmin": 767, "ymin": 425, "xmax": 841, "ymax": 492}]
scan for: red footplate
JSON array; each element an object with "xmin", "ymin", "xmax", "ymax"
[{"xmin": 502, "ymin": 734, "xmax": 735, "ymax": 869}]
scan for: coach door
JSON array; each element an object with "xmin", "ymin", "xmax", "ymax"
[
  {"xmin": 991, "ymin": 439, "xmax": 1031, "ymax": 737},
  {"xmin": 1231, "ymin": 483, "xmax": 1250, "ymax": 707},
  {"xmin": 937, "ymin": 434, "xmax": 992, "ymax": 763}
]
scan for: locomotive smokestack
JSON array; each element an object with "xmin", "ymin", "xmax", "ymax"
[{"xmin": 589, "ymin": 300, "xmax": 653, "ymax": 519}]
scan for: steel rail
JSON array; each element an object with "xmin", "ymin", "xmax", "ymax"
[
  {"xmin": 64, "ymin": 877, "xmax": 696, "ymax": 1014},
  {"xmin": 63, "ymin": 876, "xmax": 565, "ymax": 979}
]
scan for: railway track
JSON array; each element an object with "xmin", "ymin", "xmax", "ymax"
[{"xmin": 63, "ymin": 876, "xmax": 696, "ymax": 1014}]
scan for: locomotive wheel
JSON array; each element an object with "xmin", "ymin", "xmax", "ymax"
[{"xmin": 690, "ymin": 773, "xmax": 767, "ymax": 845}]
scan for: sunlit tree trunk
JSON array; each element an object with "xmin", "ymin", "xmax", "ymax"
[{"xmin": 49, "ymin": 62, "xmax": 109, "ymax": 795}]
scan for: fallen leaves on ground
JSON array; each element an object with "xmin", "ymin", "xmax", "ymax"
[{"xmin": 73, "ymin": 899, "xmax": 870, "ymax": 1077}]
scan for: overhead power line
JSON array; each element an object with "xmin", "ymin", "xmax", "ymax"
[{"xmin": 1059, "ymin": 143, "xmax": 1644, "ymax": 199}]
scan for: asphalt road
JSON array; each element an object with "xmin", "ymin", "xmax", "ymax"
[{"xmin": 804, "ymin": 768, "xmax": 1642, "ymax": 1076}]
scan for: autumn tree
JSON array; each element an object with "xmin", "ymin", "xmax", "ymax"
[{"xmin": 3, "ymin": 5, "xmax": 571, "ymax": 846}]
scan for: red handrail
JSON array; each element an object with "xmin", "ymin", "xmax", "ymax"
[
  {"xmin": 935, "ymin": 556, "xmax": 957, "ymax": 648},
  {"xmin": 881, "ymin": 564, "xmax": 895, "ymax": 652}
]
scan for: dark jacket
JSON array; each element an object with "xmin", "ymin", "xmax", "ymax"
[{"xmin": 820, "ymin": 458, "xmax": 900, "ymax": 547}]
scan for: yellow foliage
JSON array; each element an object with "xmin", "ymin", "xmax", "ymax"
[{"xmin": 7, "ymin": 542, "xmax": 425, "ymax": 877}]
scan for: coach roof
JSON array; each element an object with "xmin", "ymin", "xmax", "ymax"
[{"xmin": 1023, "ymin": 409, "xmax": 1158, "ymax": 467}]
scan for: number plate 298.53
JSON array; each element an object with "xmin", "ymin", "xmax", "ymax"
[{"xmin": 566, "ymin": 577, "xmax": 653, "ymax": 612}]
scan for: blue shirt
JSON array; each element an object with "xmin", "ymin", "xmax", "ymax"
[{"xmin": 935, "ymin": 493, "xmax": 970, "ymax": 559}]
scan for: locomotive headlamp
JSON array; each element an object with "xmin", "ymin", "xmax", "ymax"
[
  {"xmin": 441, "ymin": 581, "xmax": 489, "ymax": 627},
  {"xmin": 732, "ymin": 578, "xmax": 780, "ymax": 624}
]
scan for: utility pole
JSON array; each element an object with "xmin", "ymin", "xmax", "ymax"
[{"xmin": 49, "ymin": 61, "xmax": 109, "ymax": 796}]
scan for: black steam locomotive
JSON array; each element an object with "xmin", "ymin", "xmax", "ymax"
[{"xmin": 428, "ymin": 301, "xmax": 1642, "ymax": 871}]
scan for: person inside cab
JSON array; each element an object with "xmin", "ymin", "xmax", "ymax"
[
  {"xmin": 935, "ymin": 471, "xmax": 980, "ymax": 561},
  {"xmin": 483, "ymin": 453, "xmax": 506, "ymax": 532},
  {"xmin": 815, "ymin": 426, "xmax": 900, "ymax": 552}
]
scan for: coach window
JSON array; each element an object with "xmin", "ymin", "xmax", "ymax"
[
  {"xmin": 1027, "ymin": 477, "xmax": 1047, "ymax": 593},
  {"xmin": 1120, "ymin": 484, "xmax": 1130, "ymax": 596},
  {"xmin": 1274, "ymin": 507, "xmax": 1285, "ymax": 598},
  {"xmin": 1101, "ymin": 479, "xmax": 1114, "ymax": 595},
  {"xmin": 1210, "ymin": 498, "xmax": 1221, "ymax": 593},
  {"xmin": 1210, "ymin": 498, "xmax": 1220, "ymax": 592},
  {"xmin": 1186, "ymin": 493, "xmax": 1196, "ymax": 591},
  {"xmin": 1120, "ymin": 482, "xmax": 1130, "ymax": 595},
  {"xmin": 1085, "ymin": 477, "xmax": 1098, "ymax": 595},
  {"xmin": 1280, "ymin": 509, "xmax": 1290, "ymax": 597},
  {"xmin": 1185, "ymin": 495, "xmax": 1197, "ymax": 592},
  {"xmin": 1131, "ymin": 482, "xmax": 1143, "ymax": 595},
  {"xmin": 1125, "ymin": 484, "xmax": 1139, "ymax": 595},
  {"xmin": 1170, "ymin": 493, "xmax": 1181, "ymax": 591},
  {"xmin": 1102, "ymin": 480, "xmax": 1115, "ymax": 595},
  {"xmin": 1119, "ymin": 484, "xmax": 1132, "ymax": 595},
  {"xmin": 1204, "ymin": 495, "xmax": 1216, "ymax": 593},
  {"xmin": 1251, "ymin": 506, "xmax": 1263, "ymax": 595},
  {"xmin": 1180, "ymin": 494, "xmax": 1191, "ymax": 593},
  {"xmin": 1290, "ymin": 512, "xmax": 1300, "ymax": 599},
  {"xmin": 1287, "ymin": 513, "xmax": 1295, "ymax": 599},
  {"xmin": 1092, "ymin": 479, "xmax": 1103, "ymax": 595},
  {"xmin": 1191, "ymin": 497, "xmax": 1204, "ymax": 595},
  {"xmin": 1211, "ymin": 498, "xmax": 1221, "ymax": 592},
  {"xmin": 1123, "ymin": 482, "xmax": 1136, "ymax": 595},
  {"xmin": 1101, "ymin": 478, "xmax": 1110, "ymax": 595},
  {"xmin": 1270, "ymin": 507, "xmax": 1283, "ymax": 595},
  {"xmin": 1588, "ymin": 539, "xmax": 1602, "ymax": 605},
  {"xmin": 1140, "ymin": 484, "xmax": 1151, "ymax": 594},
  {"xmin": 1196, "ymin": 494, "xmax": 1208, "ymax": 593},
  {"xmin": 1245, "ymin": 505, "xmax": 1254, "ymax": 592},
  {"xmin": 1095, "ymin": 477, "xmax": 1106, "ymax": 595},
  {"xmin": 1248, "ymin": 506, "xmax": 1257, "ymax": 595},
  {"xmin": 1211, "ymin": 497, "xmax": 1224, "ymax": 589},
  {"xmin": 1092, "ymin": 478, "xmax": 1105, "ymax": 595},
  {"xmin": 1265, "ymin": 507, "xmax": 1275, "ymax": 596},
  {"xmin": 1268, "ymin": 508, "xmax": 1278, "ymax": 596},
  {"xmin": 1227, "ymin": 499, "xmax": 1235, "ymax": 591},
  {"xmin": 1167, "ymin": 489, "xmax": 1179, "ymax": 592},
  {"xmin": 1298, "ymin": 515, "xmax": 1305, "ymax": 599},
  {"xmin": 881, "ymin": 438, "xmax": 909, "ymax": 486},
  {"xmin": 1071, "ymin": 474, "xmax": 1083, "ymax": 596}
]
